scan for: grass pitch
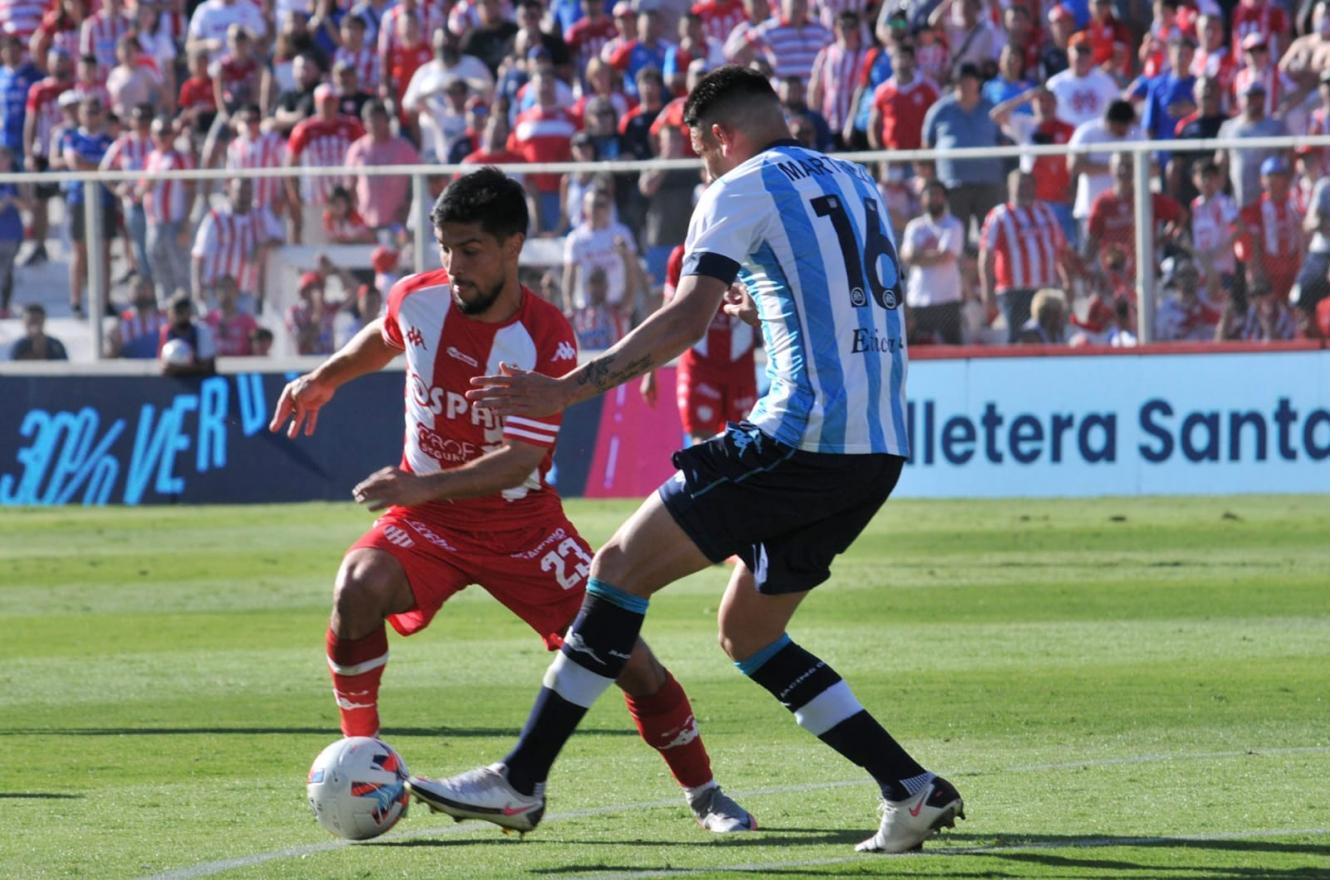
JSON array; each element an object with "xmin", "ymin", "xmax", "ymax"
[{"xmin": 1, "ymin": 496, "xmax": 1327, "ymax": 879}]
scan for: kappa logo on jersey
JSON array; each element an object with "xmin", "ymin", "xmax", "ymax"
[
  {"xmin": 446, "ymin": 345, "xmax": 478, "ymax": 367},
  {"xmin": 553, "ymin": 340, "xmax": 576, "ymax": 362},
  {"xmin": 406, "ymin": 326, "xmax": 426, "ymax": 348},
  {"xmin": 382, "ymin": 525, "xmax": 414, "ymax": 548}
]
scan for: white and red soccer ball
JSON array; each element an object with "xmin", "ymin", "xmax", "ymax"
[{"xmin": 306, "ymin": 737, "xmax": 410, "ymax": 840}]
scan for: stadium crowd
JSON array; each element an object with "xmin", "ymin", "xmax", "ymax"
[{"xmin": 4, "ymin": 0, "xmax": 1330, "ymax": 362}]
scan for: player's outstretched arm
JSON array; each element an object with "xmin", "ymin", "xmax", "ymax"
[
  {"xmin": 352, "ymin": 441, "xmax": 547, "ymax": 510},
  {"xmin": 466, "ymin": 273, "xmax": 729, "ymax": 418},
  {"xmin": 269, "ymin": 318, "xmax": 399, "ymax": 439}
]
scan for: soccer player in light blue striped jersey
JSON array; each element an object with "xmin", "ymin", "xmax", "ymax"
[{"xmin": 408, "ymin": 66, "xmax": 965, "ymax": 854}]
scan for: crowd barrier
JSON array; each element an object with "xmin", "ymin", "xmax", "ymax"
[{"xmin": 3, "ymin": 345, "xmax": 1325, "ymax": 506}]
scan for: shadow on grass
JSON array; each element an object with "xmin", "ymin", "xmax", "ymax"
[
  {"xmin": 0, "ymin": 792, "xmax": 85, "ymax": 800},
  {"xmin": 0, "ymin": 725, "xmax": 635, "ymax": 738}
]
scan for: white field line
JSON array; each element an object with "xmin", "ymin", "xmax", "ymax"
[
  {"xmin": 559, "ymin": 827, "xmax": 1330, "ymax": 880},
  {"xmin": 139, "ymin": 745, "xmax": 1330, "ymax": 880}
]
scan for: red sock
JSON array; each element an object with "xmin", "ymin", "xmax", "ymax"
[
  {"xmin": 623, "ymin": 672, "xmax": 714, "ymax": 789},
  {"xmin": 326, "ymin": 626, "xmax": 389, "ymax": 737}
]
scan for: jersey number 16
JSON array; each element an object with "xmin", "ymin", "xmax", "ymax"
[{"xmin": 810, "ymin": 194, "xmax": 901, "ymax": 310}]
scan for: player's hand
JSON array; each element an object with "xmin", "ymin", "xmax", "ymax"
[
  {"xmin": 640, "ymin": 371, "xmax": 656, "ymax": 406},
  {"xmin": 269, "ymin": 372, "xmax": 335, "ymax": 438},
  {"xmin": 353, "ymin": 466, "xmax": 434, "ymax": 511},
  {"xmin": 721, "ymin": 283, "xmax": 759, "ymax": 328},
  {"xmin": 465, "ymin": 362, "xmax": 566, "ymax": 418}
]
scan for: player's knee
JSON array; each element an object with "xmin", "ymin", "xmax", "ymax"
[
  {"xmin": 588, "ymin": 539, "xmax": 631, "ymax": 588},
  {"xmin": 332, "ymin": 552, "xmax": 401, "ymax": 631},
  {"xmin": 716, "ymin": 616, "xmax": 769, "ymax": 663}
]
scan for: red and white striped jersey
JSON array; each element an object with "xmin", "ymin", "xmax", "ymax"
[
  {"xmin": 1241, "ymin": 193, "xmax": 1304, "ymax": 262},
  {"xmin": 565, "ymin": 16, "xmax": 616, "ymax": 70},
  {"xmin": 192, "ymin": 206, "xmax": 281, "ymax": 292},
  {"xmin": 143, "ymin": 148, "xmax": 195, "ymax": 224},
  {"xmin": 24, "ymin": 77, "xmax": 72, "ymax": 158},
  {"xmin": 1190, "ymin": 192, "xmax": 1239, "ymax": 275},
  {"xmin": 334, "ymin": 45, "xmax": 381, "ymax": 89},
  {"xmin": 287, "ymin": 115, "xmax": 365, "ymax": 205},
  {"xmin": 1230, "ymin": 1, "xmax": 1287, "ymax": 60},
  {"xmin": 691, "ymin": 0, "xmax": 746, "ymax": 44},
  {"xmin": 377, "ymin": 0, "xmax": 446, "ymax": 57},
  {"xmin": 752, "ymin": 19, "xmax": 834, "ymax": 80},
  {"xmin": 809, "ymin": 41, "xmax": 867, "ymax": 133},
  {"xmin": 382, "ymin": 268, "xmax": 580, "ymax": 528},
  {"xmin": 79, "ymin": 10, "xmax": 135, "ymax": 72},
  {"xmin": 507, "ymin": 105, "xmax": 574, "ymax": 193},
  {"xmin": 1231, "ymin": 65, "xmax": 1293, "ymax": 118},
  {"xmin": 663, "ymin": 244, "xmax": 756, "ymax": 372},
  {"xmin": 100, "ymin": 131, "xmax": 152, "ymax": 203},
  {"xmin": 0, "ymin": 0, "xmax": 47, "ymax": 40},
  {"xmin": 980, "ymin": 201, "xmax": 1067, "ymax": 292},
  {"xmin": 226, "ymin": 130, "xmax": 288, "ymax": 210}
]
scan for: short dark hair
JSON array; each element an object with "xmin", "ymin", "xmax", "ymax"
[
  {"xmin": 431, "ymin": 167, "xmax": 529, "ymax": 240},
  {"xmin": 23, "ymin": 302, "xmax": 45, "ymax": 319},
  {"xmin": 1105, "ymin": 99, "xmax": 1136, "ymax": 125},
  {"xmin": 683, "ymin": 65, "xmax": 778, "ymax": 130},
  {"xmin": 362, "ymin": 99, "xmax": 389, "ymax": 122}
]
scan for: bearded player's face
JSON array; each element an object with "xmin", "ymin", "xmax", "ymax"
[{"xmin": 436, "ymin": 222, "xmax": 515, "ymax": 317}]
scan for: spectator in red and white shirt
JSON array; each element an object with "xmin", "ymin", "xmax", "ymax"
[
  {"xmin": 569, "ymin": 56, "xmax": 629, "ymax": 127},
  {"xmin": 336, "ymin": 15, "xmax": 381, "ymax": 92},
  {"xmin": 32, "ymin": 0, "xmax": 85, "ymax": 63},
  {"xmin": 692, "ymin": 0, "xmax": 746, "ymax": 44},
  {"xmin": 378, "ymin": 0, "xmax": 445, "ymax": 72},
  {"xmin": 565, "ymin": 0, "xmax": 616, "ymax": 73},
  {"xmin": 323, "ymin": 185, "xmax": 378, "ymax": 244},
  {"xmin": 78, "ymin": 0, "xmax": 132, "ymax": 73},
  {"xmin": 383, "ymin": 8, "xmax": 434, "ymax": 110},
  {"xmin": 1191, "ymin": 13, "xmax": 1236, "ymax": 107},
  {"xmin": 1189, "ymin": 159, "xmax": 1241, "ymax": 298},
  {"xmin": 192, "ymin": 177, "xmax": 284, "ymax": 310},
  {"xmin": 1155, "ymin": 257, "xmax": 1221, "ymax": 342},
  {"xmin": 868, "ymin": 43, "xmax": 938, "ymax": 152},
  {"xmin": 287, "ymin": 84, "xmax": 366, "ymax": 245},
  {"xmin": 508, "ymin": 69, "xmax": 575, "ymax": 232},
  {"xmin": 0, "ymin": 0, "xmax": 48, "ymax": 44},
  {"xmin": 345, "ymin": 99, "xmax": 421, "ymax": 230},
  {"xmin": 1083, "ymin": 0, "xmax": 1133, "ymax": 76},
  {"xmin": 980, "ymin": 169, "xmax": 1073, "ymax": 342},
  {"xmin": 751, "ymin": 0, "xmax": 832, "ymax": 81},
  {"xmin": 206, "ymin": 275, "xmax": 260, "ymax": 354},
  {"xmin": 108, "ymin": 278, "xmax": 169, "ymax": 358},
  {"xmin": 599, "ymin": 0, "xmax": 637, "ymax": 65},
  {"xmin": 1085, "ymin": 151, "xmax": 1187, "ymax": 289},
  {"xmin": 100, "ymin": 102, "xmax": 154, "ymax": 292},
  {"xmin": 209, "ymin": 23, "xmax": 262, "ymax": 118},
  {"xmin": 809, "ymin": 10, "xmax": 868, "ymax": 142},
  {"xmin": 1232, "ymin": 33, "xmax": 1294, "ymax": 119},
  {"xmin": 226, "ymin": 103, "xmax": 289, "ymax": 214},
  {"xmin": 1230, "ymin": 0, "xmax": 1289, "ymax": 63},
  {"xmin": 138, "ymin": 116, "xmax": 196, "ymax": 301},
  {"xmin": 1238, "ymin": 156, "xmax": 1305, "ymax": 302},
  {"xmin": 993, "ymin": 86, "xmax": 1078, "ymax": 242}
]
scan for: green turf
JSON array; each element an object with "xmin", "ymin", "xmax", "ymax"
[{"xmin": 1, "ymin": 497, "xmax": 1328, "ymax": 879}]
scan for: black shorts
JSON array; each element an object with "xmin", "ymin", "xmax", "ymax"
[
  {"xmin": 29, "ymin": 155, "xmax": 59, "ymax": 199},
  {"xmin": 658, "ymin": 421, "xmax": 905, "ymax": 595},
  {"xmin": 69, "ymin": 200, "xmax": 119, "ymax": 242}
]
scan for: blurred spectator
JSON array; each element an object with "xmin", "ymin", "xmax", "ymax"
[
  {"xmin": 1189, "ymin": 160, "xmax": 1241, "ymax": 300},
  {"xmin": 403, "ymin": 28, "xmax": 495, "ymax": 126},
  {"xmin": 928, "ymin": 0, "xmax": 1000, "ymax": 80},
  {"xmin": 693, "ymin": 0, "xmax": 747, "ymax": 45},
  {"xmin": 1279, "ymin": 2, "xmax": 1330, "ymax": 103},
  {"xmin": 10, "ymin": 303, "xmax": 68, "ymax": 359},
  {"xmin": 63, "ymin": 93, "xmax": 115, "ymax": 317},
  {"xmin": 992, "ymin": 87, "xmax": 1077, "ymax": 243},
  {"xmin": 1190, "ymin": 14, "xmax": 1235, "ymax": 101},
  {"xmin": 638, "ymin": 124, "xmax": 694, "ymax": 285},
  {"xmin": 270, "ymin": 52, "xmax": 320, "ymax": 135},
  {"xmin": 982, "ymin": 46, "xmax": 1034, "ymax": 111},
  {"xmin": 721, "ymin": 0, "xmax": 770, "ymax": 66},
  {"xmin": 560, "ymin": 132, "xmax": 607, "ymax": 232},
  {"xmin": 462, "ymin": 0, "xmax": 520, "ymax": 75},
  {"xmin": 177, "ymin": 48, "xmax": 219, "ymax": 142},
  {"xmin": 777, "ymin": 75, "xmax": 832, "ymax": 152},
  {"xmin": 250, "ymin": 325, "xmax": 274, "ymax": 356},
  {"xmin": 1172, "ymin": 77, "xmax": 1227, "ymax": 204},
  {"xmin": 187, "ymin": 0, "xmax": 267, "ymax": 64},
  {"xmin": 79, "ymin": 0, "xmax": 133, "ymax": 72},
  {"xmin": 571, "ymin": 57, "xmax": 629, "ymax": 126},
  {"xmin": 286, "ymin": 260, "xmax": 351, "ymax": 355},
  {"xmin": 107, "ymin": 278, "xmax": 167, "ymax": 358},
  {"xmin": 662, "ymin": 11, "xmax": 721, "ymax": 93},
  {"xmin": 226, "ymin": 103, "xmax": 289, "ymax": 215},
  {"xmin": 1084, "ymin": 0, "xmax": 1132, "ymax": 76},
  {"xmin": 900, "ymin": 179, "xmax": 965, "ymax": 344},
  {"xmin": 1218, "ymin": 81, "xmax": 1290, "ymax": 209},
  {"xmin": 609, "ymin": 4, "xmax": 673, "ymax": 100},
  {"xmin": 508, "ymin": 69, "xmax": 574, "ymax": 232},
  {"xmin": 570, "ymin": 265, "xmax": 628, "ymax": 349},
  {"xmin": 510, "ymin": 0, "xmax": 572, "ymax": 74},
  {"xmin": 1084, "ymin": 152, "xmax": 1186, "ymax": 285},
  {"xmin": 22, "ymin": 47, "xmax": 76, "ymax": 268},
  {"xmin": 334, "ymin": 63, "xmax": 376, "ymax": 127},
  {"xmin": 870, "ymin": 44, "xmax": 939, "ymax": 151},
  {"xmin": 1234, "ymin": 33, "xmax": 1293, "ymax": 119},
  {"xmin": 335, "ymin": 282, "xmax": 383, "ymax": 347},
  {"xmin": 159, "ymin": 292, "xmax": 218, "ymax": 375},
  {"xmin": 371, "ymin": 245, "xmax": 401, "ymax": 295},
  {"xmin": 1230, "ymin": 0, "xmax": 1289, "ymax": 61},
  {"xmin": 0, "ymin": 146, "xmax": 22, "ymax": 318},
  {"xmin": 562, "ymin": 187, "xmax": 636, "ymax": 313},
  {"xmin": 445, "ymin": 96, "xmax": 492, "ymax": 163},
  {"xmin": 379, "ymin": 0, "xmax": 446, "ymax": 73},
  {"xmin": 1069, "ymin": 100, "xmax": 1141, "ymax": 237},
  {"xmin": 210, "ymin": 25, "xmax": 261, "ymax": 124},
  {"xmin": 0, "ymin": 35, "xmax": 42, "ymax": 172},
  {"xmin": 1016, "ymin": 287, "xmax": 1068, "ymax": 344},
  {"xmin": 205, "ymin": 275, "xmax": 259, "ymax": 355},
  {"xmin": 1155, "ymin": 257, "xmax": 1221, "ymax": 341},
  {"xmin": 71, "ymin": 52, "xmax": 111, "ymax": 109},
  {"xmin": 287, "ymin": 83, "xmax": 366, "ymax": 245},
  {"xmin": 346, "ymin": 99, "xmax": 420, "ymax": 232},
  {"xmin": 1234, "ymin": 280, "xmax": 1297, "ymax": 340},
  {"xmin": 752, "ymin": 0, "xmax": 831, "ymax": 82},
  {"xmin": 323, "ymin": 185, "xmax": 377, "ymax": 243},
  {"xmin": 415, "ymin": 76, "xmax": 472, "ymax": 160},
  {"xmin": 1130, "ymin": 34, "xmax": 1196, "ymax": 165},
  {"xmin": 620, "ymin": 65, "xmax": 666, "ymax": 158},
  {"xmin": 192, "ymin": 177, "xmax": 284, "ymax": 312},
  {"xmin": 565, "ymin": 0, "xmax": 617, "ymax": 73},
  {"xmin": 1238, "ymin": 156, "xmax": 1304, "ymax": 303},
  {"xmin": 651, "ymin": 58, "xmax": 705, "ymax": 158},
  {"xmin": 1296, "ymin": 150, "xmax": 1330, "ymax": 321},
  {"xmin": 100, "ymin": 102, "xmax": 154, "ymax": 291},
  {"xmin": 141, "ymin": 116, "xmax": 196, "ymax": 302},
  {"xmin": 536, "ymin": 267, "xmax": 561, "ymax": 302},
  {"xmin": 980, "ymin": 170, "xmax": 1073, "ymax": 342},
  {"xmin": 922, "ymin": 63, "xmax": 1002, "ymax": 237},
  {"xmin": 335, "ymin": 14, "xmax": 381, "ymax": 92},
  {"xmin": 1039, "ymin": 4, "xmax": 1075, "ymax": 80},
  {"xmin": 1047, "ymin": 34, "xmax": 1120, "ymax": 129},
  {"xmin": 106, "ymin": 34, "xmax": 160, "ymax": 119},
  {"xmin": 809, "ymin": 11, "xmax": 867, "ymax": 147},
  {"xmin": 383, "ymin": 9, "xmax": 434, "ymax": 111}
]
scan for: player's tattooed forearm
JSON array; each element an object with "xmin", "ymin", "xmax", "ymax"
[{"xmin": 576, "ymin": 354, "xmax": 654, "ymax": 392}]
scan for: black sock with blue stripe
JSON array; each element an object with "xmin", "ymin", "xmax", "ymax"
[
  {"xmin": 503, "ymin": 579, "xmax": 648, "ymax": 795},
  {"xmin": 738, "ymin": 635, "xmax": 927, "ymax": 801}
]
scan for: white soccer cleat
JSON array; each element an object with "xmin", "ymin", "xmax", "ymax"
[
  {"xmin": 688, "ymin": 785, "xmax": 758, "ymax": 833},
  {"xmin": 856, "ymin": 776, "xmax": 965, "ymax": 854},
  {"xmin": 406, "ymin": 763, "xmax": 545, "ymax": 834}
]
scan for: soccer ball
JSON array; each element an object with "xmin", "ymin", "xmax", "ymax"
[
  {"xmin": 160, "ymin": 338, "xmax": 194, "ymax": 365},
  {"xmin": 306, "ymin": 737, "xmax": 410, "ymax": 840}
]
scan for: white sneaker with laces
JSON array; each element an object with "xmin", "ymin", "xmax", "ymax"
[
  {"xmin": 855, "ymin": 776, "xmax": 964, "ymax": 854},
  {"xmin": 687, "ymin": 785, "xmax": 758, "ymax": 833},
  {"xmin": 406, "ymin": 763, "xmax": 546, "ymax": 833}
]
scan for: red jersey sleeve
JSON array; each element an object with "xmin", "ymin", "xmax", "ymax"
[
  {"xmin": 663, "ymin": 243, "xmax": 685, "ymax": 300},
  {"xmin": 501, "ymin": 297, "xmax": 577, "ymax": 449},
  {"xmin": 381, "ymin": 274, "xmax": 414, "ymax": 349}
]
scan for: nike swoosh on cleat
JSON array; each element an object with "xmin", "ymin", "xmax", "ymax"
[
  {"xmin": 908, "ymin": 793, "xmax": 927, "ymax": 817},
  {"xmin": 502, "ymin": 804, "xmax": 536, "ymax": 816}
]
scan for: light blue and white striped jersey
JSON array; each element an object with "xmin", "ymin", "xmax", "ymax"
[{"xmin": 682, "ymin": 141, "xmax": 909, "ymax": 456}]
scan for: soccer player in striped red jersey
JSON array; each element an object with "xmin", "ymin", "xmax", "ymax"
[
  {"xmin": 980, "ymin": 170, "xmax": 1074, "ymax": 341},
  {"xmin": 286, "ymin": 84, "xmax": 365, "ymax": 245},
  {"xmin": 226, "ymin": 104, "xmax": 289, "ymax": 214},
  {"xmin": 270, "ymin": 168, "xmax": 756, "ymax": 834},
  {"xmin": 640, "ymin": 243, "xmax": 756, "ymax": 443}
]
